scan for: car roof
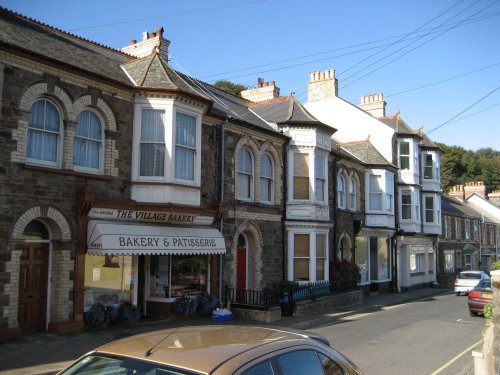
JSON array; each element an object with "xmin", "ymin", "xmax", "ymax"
[{"xmin": 88, "ymin": 325, "xmax": 329, "ymax": 374}]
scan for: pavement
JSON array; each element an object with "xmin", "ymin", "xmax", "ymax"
[{"xmin": 0, "ymin": 287, "xmax": 451, "ymax": 375}]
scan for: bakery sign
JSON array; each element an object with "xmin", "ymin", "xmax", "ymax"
[{"xmin": 88, "ymin": 207, "xmax": 213, "ymax": 226}]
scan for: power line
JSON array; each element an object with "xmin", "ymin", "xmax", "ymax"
[
  {"xmin": 340, "ymin": 0, "xmax": 496, "ymax": 89},
  {"xmin": 68, "ymin": 0, "xmax": 268, "ymax": 32},
  {"xmin": 426, "ymin": 85, "xmax": 500, "ymax": 135},
  {"xmin": 385, "ymin": 62, "xmax": 500, "ymax": 98}
]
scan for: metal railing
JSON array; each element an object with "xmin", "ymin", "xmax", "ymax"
[{"xmin": 225, "ymin": 286, "xmax": 280, "ymax": 310}]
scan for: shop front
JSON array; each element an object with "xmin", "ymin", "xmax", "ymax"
[{"xmin": 82, "ymin": 207, "xmax": 225, "ymax": 321}]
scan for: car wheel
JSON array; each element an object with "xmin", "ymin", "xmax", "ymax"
[{"xmin": 470, "ymin": 310, "xmax": 478, "ymax": 317}]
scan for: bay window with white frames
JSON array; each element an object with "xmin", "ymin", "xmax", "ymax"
[
  {"xmin": 140, "ymin": 109, "xmax": 166, "ymax": 177},
  {"xmin": 237, "ymin": 148, "xmax": 254, "ymax": 201},
  {"xmin": 314, "ymin": 155, "xmax": 326, "ymax": 203},
  {"xmin": 289, "ymin": 231, "xmax": 328, "ymax": 282},
  {"xmin": 73, "ymin": 110, "xmax": 103, "ymax": 172},
  {"xmin": 26, "ymin": 99, "xmax": 62, "ymax": 166},
  {"xmin": 174, "ymin": 112, "xmax": 196, "ymax": 181},
  {"xmin": 260, "ymin": 153, "xmax": 273, "ymax": 203},
  {"xmin": 401, "ymin": 190, "xmax": 412, "ymax": 220},
  {"xmin": 399, "ymin": 141, "xmax": 410, "ymax": 170},
  {"xmin": 293, "ymin": 153, "xmax": 309, "ymax": 200},
  {"xmin": 368, "ymin": 174, "xmax": 383, "ymax": 211},
  {"xmin": 131, "ymin": 99, "xmax": 203, "ymax": 204}
]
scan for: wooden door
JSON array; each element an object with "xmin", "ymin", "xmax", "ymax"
[{"xmin": 19, "ymin": 244, "xmax": 49, "ymax": 334}]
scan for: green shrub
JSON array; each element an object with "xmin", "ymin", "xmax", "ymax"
[
  {"xmin": 490, "ymin": 260, "xmax": 500, "ymax": 271},
  {"xmin": 330, "ymin": 259, "xmax": 361, "ymax": 291},
  {"xmin": 484, "ymin": 303, "xmax": 493, "ymax": 319}
]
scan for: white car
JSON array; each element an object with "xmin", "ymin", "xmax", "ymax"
[{"xmin": 454, "ymin": 270, "xmax": 490, "ymax": 295}]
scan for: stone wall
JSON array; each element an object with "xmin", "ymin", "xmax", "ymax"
[
  {"xmin": 232, "ymin": 306, "xmax": 281, "ymax": 323},
  {"xmin": 293, "ymin": 290, "xmax": 363, "ymax": 318}
]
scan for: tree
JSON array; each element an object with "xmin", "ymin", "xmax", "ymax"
[{"xmin": 213, "ymin": 80, "xmax": 249, "ymax": 97}]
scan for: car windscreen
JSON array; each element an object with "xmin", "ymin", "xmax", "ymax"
[
  {"xmin": 58, "ymin": 353, "xmax": 202, "ymax": 375},
  {"xmin": 477, "ymin": 280, "xmax": 492, "ymax": 289},
  {"xmin": 460, "ymin": 273, "xmax": 482, "ymax": 279}
]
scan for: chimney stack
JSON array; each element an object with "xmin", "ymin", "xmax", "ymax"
[
  {"xmin": 307, "ymin": 69, "xmax": 338, "ymax": 102},
  {"xmin": 358, "ymin": 93, "xmax": 386, "ymax": 118},
  {"xmin": 122, "ymin": 27, "xmax": 170, "ymax": 59},
  {"xmin": 241, "ymin": 78, "xmax": 280, "ymax": 102},
  {"xmin": 449, "ymin": 184, "xmax": 465, "ymax": 202},
  {"xmin": 464, "ymin": 181, "xmax": 487, "ymax": 199}
]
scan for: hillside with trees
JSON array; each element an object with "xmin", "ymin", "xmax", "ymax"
[{"xmin": 438, "ymin": 143, "xmax": 500, "ymax": 193}]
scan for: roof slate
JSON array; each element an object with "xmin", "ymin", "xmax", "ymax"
[{"xmin": 341, "ymin": 140, "xmax": 394, "ymax": 167}]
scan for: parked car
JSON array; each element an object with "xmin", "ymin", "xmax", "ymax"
[
  {"xmin": 57, "ymin": 325, "xmax": 364, "ymax": 375},
  {"xmin": 468, "ymin": 279, "xmax": 493, "ymax": 316},
  {"xmin": 454, "ymin": 270, "xmax": 490, "ymax": 296}
]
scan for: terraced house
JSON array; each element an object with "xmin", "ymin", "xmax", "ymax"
[{"xmin": 0, "ymin": 8, "xmax": 290, "ymax": 338}]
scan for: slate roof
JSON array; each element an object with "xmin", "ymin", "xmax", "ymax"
[
  {"xmin": 379, "ymin": 115, "xmax": 421, "ymax": 137},
  {"xmin": 340, "ymin": 139, "xmax": 395, "ymax": 168},
  {"xmin": 251, "ymin": 97, "xmax": 336, "ymax": 134},
  {"xmin": 122, "ymin": 54, "xmax": 208, "ymax": 99},
  {"xmin": 442, "ymin": 195, "xmax": 497, "ymax": 223},
  {"xmin": 0, "ymin": 7, "xmax": 132, "ymax": 84}
]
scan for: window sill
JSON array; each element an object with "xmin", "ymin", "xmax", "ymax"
[
  {"xmin": 23, "ymin": 164, "xmax": 112, "ymax": 180},
  {"xmin": 410, "ymin": 271, "xmax": 425, "ymax": 276}
]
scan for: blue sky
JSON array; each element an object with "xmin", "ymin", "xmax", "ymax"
[{"xmin": 2, "ymin": 0, "xmax": 499, "ymax": 151}]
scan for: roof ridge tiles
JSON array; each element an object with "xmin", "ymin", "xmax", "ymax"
[{"xmin": 246, "ymin": 95, "xmax": 294, "ymax": 107}]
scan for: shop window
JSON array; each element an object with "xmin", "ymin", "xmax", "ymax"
[
  {"xmin": 147, "ymin": 255, "xmax": 208, "ymax": 300},
  {"xmin": 84, "ymin": 255, "xmax": 134, "ymax": 312},
  {"xmin": 74, "ymin": 110, "xmax": 103, "ymax": 172},
  {"xmin": 370, "ymin": 237, "xmax": 390, "ymax": 281},
  {"xmin": 26, "ymin": 99, "xmax": 61, "ymax": 167}
]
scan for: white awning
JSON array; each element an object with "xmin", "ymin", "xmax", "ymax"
[{"xmin": 87, "ymin": 220, "xmax": 226, "ymax": 256}]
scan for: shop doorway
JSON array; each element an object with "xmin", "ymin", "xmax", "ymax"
[{"xmin": 18, "ymin": 243, "xmax": 49, "ymax": 334}]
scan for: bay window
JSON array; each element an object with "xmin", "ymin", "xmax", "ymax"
[
  {"xmin": 174, "ymin": 112, "xmax": 196, "ymax": 181},
  {"xmin": 293, "ymin": 153, "xmax": 309, "ymax": 200},
  {"xmin": 425, "ymin": 196, "xmax": 434, "ymax": 223},
  {"xmin": 140, "ymin": 109, "xmax": 166, "ymax": 177},
  {"xmin": 314, "ymin": 155, "xmax": 326, "ymax": 202},
  {"xmin": 399, "ymin": 141, "xmax": 410, "ymax": 170},
  {"xmin": 423, "ymin": 153, "xmax": 433, "ymax": 179},
  {"xmin": 369, "ymin": 174, "xmax": 382, "ymax": 211},
  {"xmin": 293, "ymin": 234, "xmax": 310, "ymax": 281},
  {"xmin": 401, "ymin": 190, "xmax": 412, "ymax": 220}
]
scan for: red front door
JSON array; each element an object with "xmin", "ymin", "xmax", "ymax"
[{"xmin": 19, "ymin": 244, "xmax": 49, "ymax": 334}]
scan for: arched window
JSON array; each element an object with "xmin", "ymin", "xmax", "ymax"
[
  {"xmin": 74, "ymin": 110, "xmax": 103, "ymax": 171},
  {"xmin": 349, "ymin": 176, "xmax": 357, "ymax": 211},
  {"xmin": 26, "ymin": 99, "xmax": 61, "ymax": 166},
  {"xmin": 260, "ymin": 153, "xmax": 273, "ymax": 203},
  {"xmin": 337, "ymin": 174, "xmax": 346, "ymax": 209},
  {"xmin": 237, "ymin": 148, "xmax": 253, "ymax": 200}
]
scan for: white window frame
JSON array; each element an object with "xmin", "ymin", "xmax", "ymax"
[
  {"xmin": 385, "ymin": 174, "xmax": 394, "ymax": 213},
  {"xmin": 401, "ymin": 189, "xmax": 412, "ymax": 220},
  {"xmin": 174, "ymin": 111, "xmax": 197, "ymax": 182},
  {"xmin": 26, "ymin": 98, "xmax": 63, "ymax": 168},
  {"xmin": 399, "ymin": 141, "xmax": 410, "ymax": 170},
  {"xmin": 314, "ymin": 154, "xmax": 326, "ymax": 203},
  {"xmin": 423, "ymin": 153, "xmax": 433, "ymax": 180},
  {"xmin": 260, "ymin": 153, "xmax": 274, "ymax": 204},
  {"xmin": 237, "ymin": 147, "xmax": 254, "ymax": 201},
  {"xmin": 73, "ymin": 109, "xmax": 104, "ymax": 174},
  {"xmin": 292, "ymin": 152, "xmax": 310, "ymax": 201},
  {"xmin": 368, "ymin": 173, "xmax": 383, "ymax": 212},
  {"xmin": 349, "ymin": 176, "xmax": 357, "ymax": 211},
  {"xmin": 424, "ymin": 195, "xmax": 435, "ymax": 223},
  {"xmin": 288, "ymin": 230, "xmax": 329, "ymax": 283},
  {"xmin": 337, "ymin": 174, "xmax": 346, "ymax": 209}
]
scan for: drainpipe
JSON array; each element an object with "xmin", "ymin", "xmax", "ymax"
[
  {"xmin": 282, "ymin": 141, "xmax": 288, "ymax": 282},
  {"xmin": 218, "ymin": 121, "xmax": 226, "ymax": 301}
]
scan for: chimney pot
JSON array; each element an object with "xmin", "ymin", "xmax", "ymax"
[
  {"xmin": 270, "ymin": 80, "xmax": 275, "ymax": 86},
  {"xmin": 130, "ymin": 39, "xmax": 137, "ymax": 45}
]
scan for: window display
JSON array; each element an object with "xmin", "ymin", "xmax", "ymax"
[{"xmin": 147, "ymin": 255, "xmax": 208, "ymax": 300}]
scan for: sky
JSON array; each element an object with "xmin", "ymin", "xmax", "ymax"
[{"xmin": 2, "ymin": 0, "xmax": 499, "ymax": 151}]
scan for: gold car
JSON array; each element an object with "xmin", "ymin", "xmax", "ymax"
[{"xmin": 58, "ymin": 325, "xmax": 364, "ymax": 375}]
